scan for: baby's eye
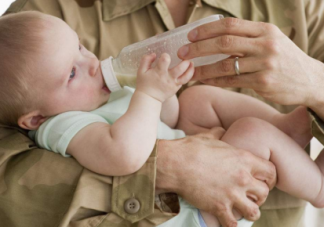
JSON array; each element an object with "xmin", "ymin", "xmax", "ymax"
[
  {"xmin": 79, "ymin": 44, "xmax": 82, "ymax": 51},
  {"xmin": 69, "ymin": 67, "xmax": 76, "ymax": 80}
]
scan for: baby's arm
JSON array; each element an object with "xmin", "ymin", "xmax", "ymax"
[
  {"xmin": 68, "ymin": 54, "xmax": 194, "ymax": 176},
  {"xmin": 160, "ymin": 95, "xmax": 179, "ymax": 128}
]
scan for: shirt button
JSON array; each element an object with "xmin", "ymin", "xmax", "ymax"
[{"xmin": 124, "ymin": 198, "xmax": 141, "ymax": 214}]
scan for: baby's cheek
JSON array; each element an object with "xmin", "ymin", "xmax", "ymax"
[
  {"xmin": 83, "ymin": 87, "xmax": 99, "ymax": 103},
  {"xmin": 81, "ymin": 89, "xmax": 95, "ymax": 101},
  {"xmin": 76, "ymin": 83, "xmax": 101, "ymax": 107}
]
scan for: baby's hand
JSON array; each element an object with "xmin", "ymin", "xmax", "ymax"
[{"xmin": 137, "ymin": 53, "xmax": 194, "ymax": 102}]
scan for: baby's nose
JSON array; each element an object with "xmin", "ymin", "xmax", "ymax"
[{"xmin": 88, "ymin": 57, "xmax": 99, "ymax": 77}]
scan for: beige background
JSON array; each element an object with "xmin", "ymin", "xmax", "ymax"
[{"xmin": 0, "ymin": 0, "xmax": 12, "ymax": 15}]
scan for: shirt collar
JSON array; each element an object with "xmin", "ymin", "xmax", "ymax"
[
  {"xmin": 102, "ymin": 0, "xmax": 156, "ymax": 21},
  {"xmin": 102, "ymin": 0, "xmax": 210, "ymax": 22}
]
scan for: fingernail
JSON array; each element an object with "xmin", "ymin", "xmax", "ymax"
[
  {"xmin": 178, "ymin": 46, "xmax": 189, "ymax": 58},
  {"xmin": 188, "ymin": 29, "xmax": 198, "ymax": 40}
]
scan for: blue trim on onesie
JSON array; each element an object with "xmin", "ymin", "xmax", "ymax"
[
  {"xmin": 197, "ymin": 211, "xmax": 254, "ymax": 227},
  {"xmin": 197, "ymin": 210, "xmax": 208, "ymax": 227}
]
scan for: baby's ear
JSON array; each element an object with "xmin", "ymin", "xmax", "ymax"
[{"xmin": 18, "ymin": 111, "xmax": 48, "ymax": 130}]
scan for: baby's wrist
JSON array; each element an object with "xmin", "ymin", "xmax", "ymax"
[{"xmin": 135, "ymin": 89, "xmax": 164, "ymax": 104}]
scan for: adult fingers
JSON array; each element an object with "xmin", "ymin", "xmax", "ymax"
[
  {"xmin": 248, "ymin": 154, "xmax": 277, "ymax": 190},
  {"xmin": 246, "ymin": 179, "xmax": 270, "ymax": 206},
  {"xmin": 138, "ymin": 53, "xmax": 156, "ymax": 73},
  {"xmin": 187, "ymin": 17, "xmax": 271, "ymax": 42},
  {"xmin": 156, "ymin": 53, "xmax": 171, "ymax": 71},
  {"xmin": 192, "ymin": 57, "xmax": 261, "ymax": 80},
  {"xmin": 212, "ymin": 204, "xmax": 238, "ymax": 227},
  {"xmin": 169, "ymin": 60, "xmax": 191, "ymax": 78},
  {"xmin": 233, "ymin": 196, "xmax": 261, "ymax": 221},
  {"xmin": 176, "ymin": 62, "xmax": 194, "ymax": 85},
  {"xmin": 199, "ymin": 73, "xmax": 261, "ymax": 90},
  {"xmin": 178, "ymin": 35, "xmax": 259, "ymax": 60}
]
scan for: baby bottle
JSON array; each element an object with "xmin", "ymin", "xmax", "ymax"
[{"xmin": 101, "ymin": 14, "xmax": 229, "ymax": 92}]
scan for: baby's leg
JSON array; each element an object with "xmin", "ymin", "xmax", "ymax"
[
  {"xmin": 201, "ymin": 117, "xmax": 324, "ymax": 227},
  {"xmin": 177, "ymin": 85, "xmax": 311, "ymax": 148},
  {"xmin": 221, "ymin": 117, "xmax": 324, "ymax": 207}
]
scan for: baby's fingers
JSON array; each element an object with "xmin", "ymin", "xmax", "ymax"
[
  {"xmin": 176, "ymin": 62, "xmax": 194, "ymax": 85},
  {"xmin": 138, "ymin": 53, "xmax": 156, "ymax": 73},
  {"xmin": 156, "ymin": 53, "xmax": 171, "ymax": 71},
  {"xmin": 170, "ymin": 60, "xmax": 191, "ymax": 78}
]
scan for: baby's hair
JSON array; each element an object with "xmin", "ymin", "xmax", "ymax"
[{"xmin": 0, "ymin": 11, "xmax": 47, "ymax": 126}]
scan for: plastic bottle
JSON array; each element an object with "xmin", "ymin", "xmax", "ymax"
[{"xmin": 101, "ymin": 14, "xmax": 229, "ymax": 92}]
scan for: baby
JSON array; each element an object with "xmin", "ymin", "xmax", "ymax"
[{"xmin": 1, "ymin": 11, "xmax": 324, "ymax": 227}]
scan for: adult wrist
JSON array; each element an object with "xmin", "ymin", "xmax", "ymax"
[
  {"xmin": 306, "ymin": 61, "xmax": 324, "ymax": 120},
  {"xmin": 155, "ymin": 139, "xmax": 188, "ymax": 195}
]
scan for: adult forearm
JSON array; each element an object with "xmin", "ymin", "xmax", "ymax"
[{"xmin": 155, "ymin": 139, "xmax": 187, "ymax": 194}]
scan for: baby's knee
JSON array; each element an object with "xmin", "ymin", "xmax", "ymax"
[
  {"xmin": 230, "ymin": 117, "xmax": 274, "ymax": 137},
  {"xmin": 225, "ymin": 117, "xmax": 273, "ymax": 160}
]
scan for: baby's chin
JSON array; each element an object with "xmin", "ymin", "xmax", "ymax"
[{"xmin": 95, "ymin": 97, "xmax": 110, "ymax": 109}]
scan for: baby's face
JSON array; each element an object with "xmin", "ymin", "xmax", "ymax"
[{"xmin": 32, "ymin": 14, "xmax": 110, "ymax": 117}]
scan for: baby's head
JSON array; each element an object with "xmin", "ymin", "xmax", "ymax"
[{"xmin": 0, "ymin": 12, "xmax": 110, "ymax": 130}]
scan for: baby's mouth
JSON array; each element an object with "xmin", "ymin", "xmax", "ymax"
[{"xmin": 102, "ymin": 84, "xmax": 111, "ymax": 93}]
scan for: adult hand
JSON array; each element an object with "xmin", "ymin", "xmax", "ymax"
[
  {"xmin": 156, "ymin": 128, "xmax": 276, "ymax": 227},
  {"xmin": 177, "ymin": 18, "xmax": 324, "ymax": 109}
]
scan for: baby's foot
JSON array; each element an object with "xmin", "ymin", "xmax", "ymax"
[{"xmin": 274, "ymin": 106, "xmax": 312, "ymax": 148}]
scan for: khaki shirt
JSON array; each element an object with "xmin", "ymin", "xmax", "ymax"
[{"xmin": 1, "ymin": 0, "xmax": 324, "ymax": 226}]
